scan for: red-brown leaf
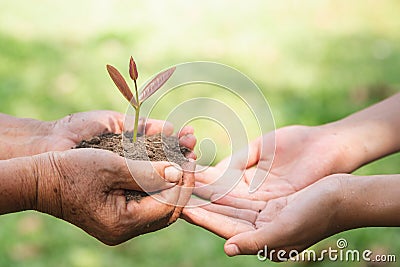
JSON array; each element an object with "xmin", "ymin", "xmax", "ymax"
[
  {"xmin": 129, "ymin": 56, "xmax": 138, "ymax": 81},
  {"xmin": 106, "ymin": 64, "xmax": 138, "ymax": 107},
  {"xmin": 139, "ymin": 66, "xmax": 176, "ymax": 103}
]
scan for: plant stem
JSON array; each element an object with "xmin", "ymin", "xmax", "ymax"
[
  {"xmin": 133, "ymin": 107, "xmax": 140, "ymax": 142},
  {"xmin": 132, "ymin": 80, "xmax": 140, "ymax": 142}
]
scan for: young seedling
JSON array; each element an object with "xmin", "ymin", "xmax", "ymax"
[{"xmin": 106, "ymin": 57, "xmax": 176, "ymax": 142}]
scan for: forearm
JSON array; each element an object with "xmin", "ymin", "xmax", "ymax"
[
  {"xmin": 0, "ymin": 113, "xmax": 54, "ymax": 160},
  {"xmin": 322, "ymin": 93, "xmax": 400, "ymax": 172},
  {"xmin": 0, "ymin": 156, "xmax": 38, "ymax": 214},
  {"xmin": 336, "ymin": 174, "xmax": 400, "ymax": 231}
]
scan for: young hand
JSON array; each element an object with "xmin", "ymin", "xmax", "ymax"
[
  {"xmin": 194, "ymin": 93, "xmax": 400, "ymax": 202},
  {"xmin": 183, "ymin": 173, "xmax": 400, "ymax": 260},
  {"xmin": 194, "ymin": 125, "xmax": 348, "ymax": 202}
]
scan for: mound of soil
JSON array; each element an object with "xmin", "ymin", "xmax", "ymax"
[{"xmin": 76, "ymin": 132, "xmax": 191, "ymax": 202}]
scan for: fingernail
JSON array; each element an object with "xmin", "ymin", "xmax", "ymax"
[
  {"xmin": 225, "ymin": 244, "xmax": 240, "ymax": 256},
  {"xmin": 164, "ymin": 164, "xmax": 182, "ymax": 183}
]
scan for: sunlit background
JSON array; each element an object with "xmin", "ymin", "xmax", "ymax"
[{"xmin": 0, "ymin": 1, "xmax": 399, "ymax": 266}]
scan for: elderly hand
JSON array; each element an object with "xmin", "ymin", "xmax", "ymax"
[
  {"xmin": 0, "ymin": 110, "xmax": 197, "ymax": 244},
  {"xmin": 0, "ymin": 148, "xmax": 194, "ymax": 245},
  {"xmin": 0, "ymin": 110, "xmax": 196, "ymax": 159}
]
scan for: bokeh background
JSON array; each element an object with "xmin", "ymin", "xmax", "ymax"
[{"xmin": 0, "ymin": 0, "xmax": 399, "ymax": 266}]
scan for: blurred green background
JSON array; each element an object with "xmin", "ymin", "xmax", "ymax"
[{"xmin": 0, "ymin": 0, "xmax": 399, "ymax": 266}]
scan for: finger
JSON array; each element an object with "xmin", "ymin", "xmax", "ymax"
[
  {"xmin": 179, "ymin": 134, "xmax": 196, "ymax": 151},
  {"xmin": 216, "ymin": 136, "xmax": 262, "ymax": 170},
  {"xmin": 193, "ymin": 182, "xmax": 228, "ymax": 200},
  {"xmin": 184, "ymin": 151, "xmax": 197, "ymax": 160},
  {"xmin": 193, "ymin": 166, "xmax": 221, "ymax": 184},
  {"xmin": 201, "ymin": 202, "xmax": 258, "ymax": 224},
  {"xmin": 124, "ymin": 186, "xmax": 180, "ymax": 233},
  {"xmin": 193, "ymin": 175, "xmax": 248, "ymax": 200},
  {"xmin": 176, "ymin": 161, "xmax": 195, "ymax": 207},
  {"xmin": 126, "ymin": 187, "xmax": 179, "ymax": 219},
  {"xmin": 185, "ymin": 197, "xmax": 213, "ymax": 207},
  {"xmin": 181, "ymin": 207, "xmax": 254, "ymax": 239},
  {"xmin": 67, "ymin": 111, "xmax": 125, "ymax": 140},
  {"xmin": 210, "ymin": 194, "xmax": 266, "ymax": 212},
  {"xmin": 178, "ymin": 125, "xmax": 194, "ymax": 137},
  {"xmin": 218, "ymin": 132, "xmax": 274, "ymax": 171},
  {"xmin": 194, "ymin": 165, "xmax": 244, "ymax": 188},
  {"xmin": 224, "ymin": 222, "xmax": 282, "ymax": 256},
  {"xmin": 167, "ymin": 161, "xmax": 195, "ymax": 224},
  {"xmin": 183, "ymin": 202, "xmax": 256, "ymax": 226},
  {"xmin": 121, "ymin": 160, "xmax": 183, "ymax": 192},
  {"xmin": 178, "ymin": 126, "xmax": 196, "ymax": 156},
  {"xmin": 143, "ymin": 118, "xmax": 174, "ymax": 136}
]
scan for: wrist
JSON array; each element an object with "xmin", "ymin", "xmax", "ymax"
[
  {"xmin": 0, "ymin": 156, "xmax": 38, "ymax": 214},
  {"xmin": 0, "ymin": 114, "xmax": 54, "ymax": 159},
  {"xmin": 32, "ymin": 152, "xmax": 63, "ymax": 218},
  {"xmin": 319, "ymin": 94, "xmax": 400, "ymax": 172},
  {"xmin": 335, "ymin": 174, "xmax": 400, "ymax": 229},
  {"xmin": 317, "ymin": 120, "xmax": 373, "ymax": 173},
  {"xmin": 315, "ymin": 174, "xmax": 353, "ymax": 235},
  {"xmin": 299, "ymin": 124, "xmax": 359, "ymax": 175}
]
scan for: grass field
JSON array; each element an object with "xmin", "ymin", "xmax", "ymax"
[{"xmin": 0, "ymin": 1, "xmax": 399, "ymax": 266}]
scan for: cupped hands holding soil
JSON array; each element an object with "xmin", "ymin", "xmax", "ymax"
[{"xmin": 76, "ymin": 130, "xmax": 196, "ymax": 225}]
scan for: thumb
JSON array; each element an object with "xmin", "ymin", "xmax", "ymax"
[
  {"xmin": 224, "ymin": 222, "xmax": 281, "ymax": 256},
  {"xmin": 166, "ymin": 160, "xmax": 195, "ymax": 224},
  {"xmin": 121, "ymin": 160, "xmax": 183, "ymax": 192}
]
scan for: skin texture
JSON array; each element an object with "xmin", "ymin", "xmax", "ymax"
[
  {"xmin": 0, "ymin": 110, "xmax": 196, "ymax": 160},
  {"xmin": 190, "ymin": 93, "xmax": 400, "ymax": 203},
  {"xmin": 184, "ymin": 174, "xmax": 400, "ymax": 261},
  {"xmin": 0, "ymin": 110, "xmax": 196, "ymax": 245},
  {"xmin": 182, "ymin": 93, "xmax": 400, "ymax": 258}
]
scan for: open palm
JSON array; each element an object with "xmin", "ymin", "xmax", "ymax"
[
  {"xmin": 193, "ymin": 125, "xmax": 347, "ymax": 202},
  {"xmin": 183, "ymin": 173, "xmax": 343, "ymax": 260}
]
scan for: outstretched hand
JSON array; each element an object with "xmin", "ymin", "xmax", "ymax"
[
  {"xmin": 182, "ymin": 125, "xmax": 354, "ymax": 258},
  {"xmin": 191, "ymin": 125, "xmax": 349, "ymax": 202},
  {"xmin": 183, "ymin": 173, "xmax": 344, "ymax": 260},
  {"xmin": 183, "ymin": 172, "xmax": 400, "ymax": 260}
]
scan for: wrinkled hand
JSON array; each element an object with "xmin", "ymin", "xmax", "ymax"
[
  {"xmin": 46, "ymin": 110, "xmax": 195, "ymax": 155},
  {"xmin": 33, "ymin": 111, "xmax": 196, "ymax": 244},
  {"xmin": 183, "ymin": 174, "xmax": 344, "ymax": 260},
  {"xmin": 192, "ymin": 125, "xmax": 348, "ymax": 202},
  {"xmin": 34, "ymin": 148, "xmax": 195, "ymax": 245}
]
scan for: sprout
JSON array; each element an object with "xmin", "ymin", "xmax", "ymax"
[{"xmin": 106, "ymin": 57, "xmax": 176, "ymax": 142}]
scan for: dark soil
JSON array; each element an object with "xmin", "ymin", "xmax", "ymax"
[{"xmin": 75, "ymin": 133, "xmax": 191, "ymax": 202}]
